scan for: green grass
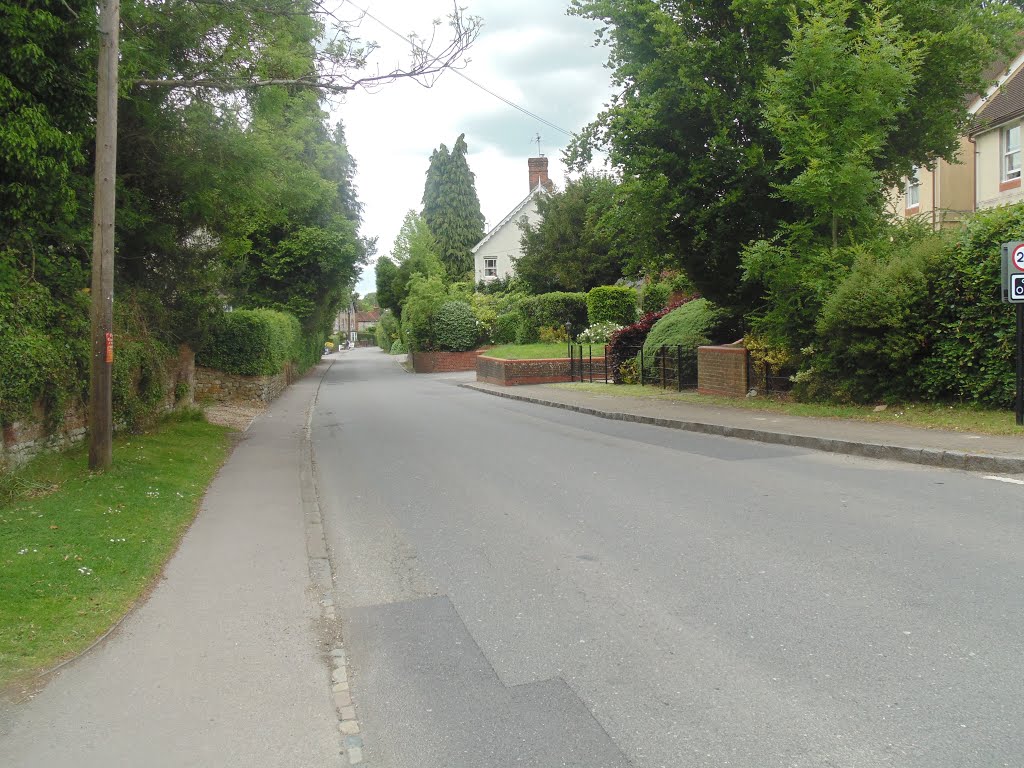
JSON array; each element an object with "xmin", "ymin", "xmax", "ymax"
[
  {"xmin": 0, "ymin": 415, "xmax": 232, "ymax": 688},
  {"xmin": 552, "ymin": 383, "xmax": 1023, "ymax": 437},
  {"xmin": 485, "ymin": 343, "xmax": 605, "ymax": 360}
]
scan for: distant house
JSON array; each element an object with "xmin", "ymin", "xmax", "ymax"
[
  {"xmin": 335, "ymin": 303, "xmax": 380, "ymax": 341},
  {"xmin": 970, "ymin": 50, "xmax": 1024, "ymax": 210},
  {"xmin": 472, "ymin": 157, "xmax": 553, "ymax": 284}
]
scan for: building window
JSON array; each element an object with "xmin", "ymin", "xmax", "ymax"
[
  {"xmin": 484, "ymin": 257, "xmax": 497, "ymax": 278},
  {"xmin": 1003, "ymin": 124, "xmax": 1021, "ymax": 182},
  {"xmin": 906, "ymin": 166, "xmax": 920, "ymax": 208}
]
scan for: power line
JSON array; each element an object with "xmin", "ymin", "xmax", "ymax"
[{"xmin": 345, "ymin": 1, "xmax": 574, "ymax": 137}]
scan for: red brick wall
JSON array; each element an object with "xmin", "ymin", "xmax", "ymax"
[
  {"xmin": 411, "ymin": 349, "xmax": 490, "ymax": 373},
  {"xmin": 697, "ymin": 346, "xmax": 748, "ymax": 397},
  {"xmin": 476, "ymin": 356, "xmax": 605, "ymax": 386}
]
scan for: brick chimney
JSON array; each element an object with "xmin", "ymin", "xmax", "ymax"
[{"xmin": 528, "ymin": 156, "xmax": 550, "ymax": 193}]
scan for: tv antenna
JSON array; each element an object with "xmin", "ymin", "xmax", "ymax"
[{"xmin": 534, "ymin": 132, "xmax": 544, "ymax": 156}]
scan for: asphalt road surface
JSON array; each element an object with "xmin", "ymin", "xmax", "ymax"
[{"xmin": 312, "ymin": 349, "xmax": 1024, "ymax": 768}]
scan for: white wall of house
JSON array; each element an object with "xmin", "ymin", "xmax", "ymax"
[
  {"xmin": 473, "ymin": 196, "xmax": 541, "ymax": 283},
  {"xmin": 976, "ymin": 120, "xmax": 1024, "ymax": 210}
]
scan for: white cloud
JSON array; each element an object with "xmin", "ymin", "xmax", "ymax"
[{"xmin": 332, "ymin": 0, "xmax": 611, "ymax": 295}]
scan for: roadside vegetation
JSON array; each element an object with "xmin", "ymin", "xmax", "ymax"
[{"xmin": 0, "ymin": 412, "xmax": 232, "ymax": 689}]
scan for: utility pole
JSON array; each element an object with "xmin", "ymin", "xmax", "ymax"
[{"xmin": 89, "ymin": 0, "xmax": 120, "ymax": 470}]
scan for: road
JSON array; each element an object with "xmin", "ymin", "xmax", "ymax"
[{"xmin": 313, "ymin": 349, "xmax": 1024, "ymax": 768}]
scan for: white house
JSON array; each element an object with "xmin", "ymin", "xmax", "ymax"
[
  {"xmin": 472, "ymin": 157, "xmax": 553, "ymax": 284},
  {"xmin": 970, "ymin": 49, "xmax": 1024, "ymax": 210}
]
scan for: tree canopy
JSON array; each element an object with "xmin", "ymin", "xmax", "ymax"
[
  {"xmin": 568, "ymin": 0, "xmax": 1022, "ymax": 307},
  {"xmin": 515, "ymin": 174, "xmax": 627, "ymax": 293},
  {"xmin": 421, "ymin": 134, "xmax": 485, "ymax": 281}
]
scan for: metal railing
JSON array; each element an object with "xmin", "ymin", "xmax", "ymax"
[{"xmin": 567, "ymin": 343, "xmax": 698, "ymax": 390}]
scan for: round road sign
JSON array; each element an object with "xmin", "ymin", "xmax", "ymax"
[{"xmin": 1013, "ymin": 243, "xmax": 1024, "ymax": 272}]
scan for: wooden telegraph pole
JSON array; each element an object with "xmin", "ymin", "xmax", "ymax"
[{"xmin": 89, "ymin": 0, "xmax": 120, "ymax": 470}]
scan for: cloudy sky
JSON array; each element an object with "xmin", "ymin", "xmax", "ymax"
[{"xmin": 331, "ymin": 0, "xmax": 614, "ymax": 294}]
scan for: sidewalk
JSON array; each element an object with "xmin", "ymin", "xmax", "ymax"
[
  {"xmin": 464, "ymin": 382, "xmax": 1024, "ymax": 475},
  {"xmin": 0, "ymin": 362, "xmax": 343, "ymax": 768}
]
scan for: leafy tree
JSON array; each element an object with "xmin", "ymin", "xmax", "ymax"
[
  {"xmin": 376, "ymin": 257, "xmax": 402, "ymax": 314},
  {"xmin": 421, "ymin": 134, "xmax": 485, "ymax": 281},
  {"xmin": 568, "ymin": 0, "xmax": 1022, "ymax": 306},
  {"xmin": 515, "ymin": 174, "xmax": 625, "ymax": 293},
  {"xmin": 762, "ymin": 1, "xmax": 922, "ymax": 247}
]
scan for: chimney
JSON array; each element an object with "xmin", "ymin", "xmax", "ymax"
[{"xmin": 528, "ymin": 156, "xmax": 550, "ymax": 193}]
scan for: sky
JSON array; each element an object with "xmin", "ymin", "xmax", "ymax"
[{"xmin": 331, "ymin": 0, "xmax": 614, "ymax": 296}]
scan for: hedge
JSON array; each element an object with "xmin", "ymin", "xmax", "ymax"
[
  {"xmin": 434, "ymin": 301, "xmax": 479, "ymax": 351},
  {"xmin": 515, "ymin": 292, "xmax": 588, "ymax": 343},
  {"xmin": 606, "ymin": 294, "xmax": 697, "ymax": 383},
  {"xmin": 196, "ymin": 308, "xmax": 304, "ymax": 376},
  {"xmin": 587, "ymin": 286, "xmax": 637, "ymax": 327}
]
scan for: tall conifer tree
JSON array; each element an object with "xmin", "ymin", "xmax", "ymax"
[{"xmin": 421, "ymin": 133, "xmax": 485, "ymax": 281}]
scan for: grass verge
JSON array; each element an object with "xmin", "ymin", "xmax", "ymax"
[
  {"xmin": 552, "ymin": 383, "xmax": 1021, "ymax": 437},
  {"xmin": 485, "ymin": 343, "xmax": 605, "ymax": 360},
  {"xmin": 0, "ymin": 413, "xmax": 232, "ymax": 689}
]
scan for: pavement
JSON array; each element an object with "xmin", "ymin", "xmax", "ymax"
[
  {"xmin": 463, "ymin": 381, "xmax": 1024, "ymax": 475},
  {"xmin": 0, "ymin": 360, "xmax": 353, "ymax": 768}
]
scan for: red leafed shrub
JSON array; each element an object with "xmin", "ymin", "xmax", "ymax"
[{"xmin": 606, "ymin": 293, "xmax": 699, "ymax": 383}]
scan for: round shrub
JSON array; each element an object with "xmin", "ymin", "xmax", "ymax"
[
  {"xmin": 587, "ymin": 285, "xmax": 637, "ymax": 326},
  {"xmin": 641, "ymin": 298, "xmax": 729, "ymax": 380},
  {"xmin": 578, "ymin": 321, "xmax": 622, "ymax": 344},
  {"xmin": 434, "ymin": 301, "xmax": 478, "ymax": 352}
]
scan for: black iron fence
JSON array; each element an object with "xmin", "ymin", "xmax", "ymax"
[
  {"xmin": 746, "ymin": 359, "xmax": 795, "ymax": 395},
  {"xmin": 567, "ymin": 343, "xmax": 698, "ymax": 390}
]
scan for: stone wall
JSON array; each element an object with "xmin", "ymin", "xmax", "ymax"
[
  {"xmin": 194, "ymin": 364, "xmax": 294, "ymax": 403},
  {"xmin": 411, "ymin": 349, "xmax": 490, "ymax": 373},
  {"xmin": 697, "ymin": 345, "xmax": 748, "ymax": 397},
  {"xmin": 476, "ymin": 355, "xmax": 605, "ymax": 386},
  {"xmin": 1, "ymin": 344, "xmax": 197, "ymax": 470}
]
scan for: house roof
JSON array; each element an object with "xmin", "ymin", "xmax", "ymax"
[
  {"xmin": 970, "ymin": 50, "xmax": 1024, "ymax": 133},
  {"xmin": 355, "ymin": 310, "xmax": 380, "ymax": 323},
  {"xmin": 471, "ymin": 183, "xmax": 549, "ymax": 254}
]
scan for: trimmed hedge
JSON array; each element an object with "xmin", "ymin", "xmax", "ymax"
[
  {"xmin": 587, "ymin": 285, "xmax": 637, "ymax": 327},
  {"xmin": 434, "ymin": 301, "xmax": 478, "ymax": 351},
  {"xmin": 515, "ymin": 291, "xmax": 588, "ymax": 343},
  {"xmin": 491, "ymin": 312, "xmax": 519, "ymax": 344},
  {"xmin": 641, "ymin": 282, "xmax": 671, "ymax": 314},
  {"xmin": 197, "ymin": 309, "xmax": 304, "ymax": 376}
]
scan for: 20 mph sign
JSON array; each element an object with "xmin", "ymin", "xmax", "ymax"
[{"xmin": 1002, "ymin": 242, "xmax": 1024, "ymax": 303}]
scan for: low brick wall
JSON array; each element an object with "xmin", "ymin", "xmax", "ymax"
[
  {"xmin": 476, "ymin": 356, "xmax": 605, "ymax": 386},
  {"xmin": 194, "ymin": 364, "xmax": 294, "ymax": 403},
  {"xmin": 411, "ymin": 349, "xmax": 491, "ymax": 373},
  {"xmin": 697, "ymin": 345, "xmax": 748, "ymax": 397}
]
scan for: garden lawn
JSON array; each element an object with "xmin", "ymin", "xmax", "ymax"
[
  {"xmin": 485, "ymin": 343, "xmax": 606, "ymax": 360},
  {"xmin": 553, "ymin": 383, "xmax": 1023, "ymax": 437},
  {"xmin": 0, "ymin": 415, "xmax": 232, "ymax": 689}
]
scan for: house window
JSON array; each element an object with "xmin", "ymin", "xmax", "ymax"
[
  {"xmin": 906, "ymin": 167, "xmax": 920, "ymax": 209},
  {"xmin": 484, "ymin": 257, "xmax": 497, "ymax": 278},
  {"xmin": 1003, "ymin": 124, "xmax": 1021, "ymax": 182}
]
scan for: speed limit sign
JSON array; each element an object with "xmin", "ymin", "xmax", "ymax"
[
  {"xmin": 1013, "ymin": 243, "xmax": 1024, "ymax": 273},
  {"xmin": 1002, "ymin": 242, "xmax": 1024, "ymax": 303}
]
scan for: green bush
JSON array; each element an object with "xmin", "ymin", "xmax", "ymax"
[
  {"xmin": 375, "ymin": 310, "xmax": 400, "ymax": 352},
  {"xmin": 641, "ymin": 282, "xmax": 671, "ymax": 314},
  {"xmin": 804, "ymin": 238, "xmax": 939, "ymax": 403},
  {"xmin": 400, "ymin": 275, "xmax": 449, "ymax": 352},
  {"xmin": 196, "ymin": 308, "xmax": 303, "ymax": 376},
  {"xmin": 515, "ymin": 292, "xmax": 588, "ymax": 344},
  {"xmin": 641, "ymin": 298, "xmax": 729, "ymax": 380},
  {"xmin": 916, "ymin": 204, "xmax": 1024, "ymax": 407},
  {"xmin": 389, "ymin": 340, "xmax": 407, "ymax": 355},
  {"xmin": 112, "ymin": 300, "xmax": 174, "ymax": 431},
  {"xmin": 491, "ymin": 312, "xmax": 519, "ymax": 344},
  {"xmin": 434, "ymin": 301, "xmax": 479, "ymax": 351},
  {"xmin": 587, "ymin": 285, "xmax": 637, "ymax": 326},
  {"xmin": 578, "ymin": 321, "xmax": 622, "ymax": 344}
]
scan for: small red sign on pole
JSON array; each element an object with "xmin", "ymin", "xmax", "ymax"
[{"xmin": 105, "ymin": 332, "xmax": 114, "ymax": 364}]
